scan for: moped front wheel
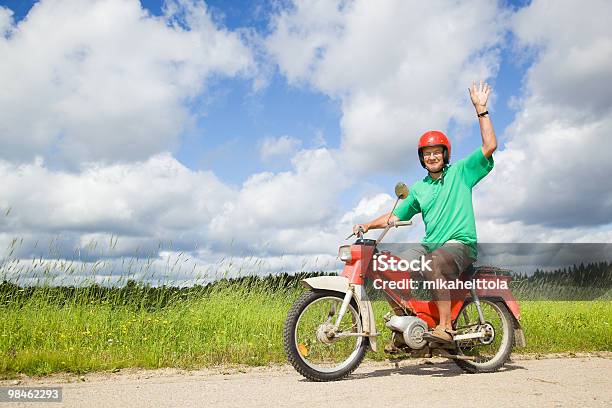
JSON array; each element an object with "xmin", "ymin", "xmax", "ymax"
[{"xmin": 283, "ymin": 290, "xmax": 368, "ymax": 381}]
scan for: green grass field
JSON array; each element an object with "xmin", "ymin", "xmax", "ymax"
[{"xmin": 1, "ymin": 281, "xmax": 610, "ymax": 378}]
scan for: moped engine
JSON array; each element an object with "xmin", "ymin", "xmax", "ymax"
[{"xmin": 385, "ymin": 315, "xmax": 428, "ymax": 349}]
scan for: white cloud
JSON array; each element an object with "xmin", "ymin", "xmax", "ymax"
[
  {"xmin": 266, "ymin": 0, "xmax": 507, "ymax": 173},
  {"xmin": 0, "ymin": 6, "xmax": 13, "ymax": 35},
  {"xmin": 0, "ymin": 153, "xmax": 234, "ymax": 253},
  {"xmin": 339, "ymin": 193, "xmax": 393, "ymax": 224},
  {"xmin": 0, "ymin": 146, "xmax": 353, "ymax": 263},
  {"xmin": 477, "ymin": 219, "xmax": 612, "ymax": 244},
  {"xmin": 259, "ymin": 135, "xmax": 302, "ymax": 161},
  {"xmin": 475, "ymin": 0, "xmax": 612, "ymax": 231},
  {"xmin": 209, "ymin": 147, "xmax": 349, "ymax": 254},
  {"xmin": 0, "ymin": 0, "xmax": 254, "ymax": 166},
  {"xmin": 511, "ymin": 0, "xmax": 612, "ymax": 116},
  {"xmin": 0, "ymin": 146, "xmax": 380, "ymax": 282}
]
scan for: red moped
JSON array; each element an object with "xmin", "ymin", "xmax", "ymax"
[{"xmin": 284, "ymin": 183, "xmax": 526, "ymax": 381}]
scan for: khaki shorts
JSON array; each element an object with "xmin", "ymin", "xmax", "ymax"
[{"xmin": 388, "ymin": 240, "xmax": 475, "ymax": 280}]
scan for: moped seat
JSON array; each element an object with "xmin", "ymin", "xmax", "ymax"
[{"xmin": 459, "ymin": 264, "xmax": 477, "ymax": 281}]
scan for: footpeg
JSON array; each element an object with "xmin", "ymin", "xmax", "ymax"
[
  {"xmin": 422, "ymin": 332, "xmax": 454, "ymax": 345},
  {"xmin": 422, "ymin": 331, "xmax": 450, "ymax": 341}
]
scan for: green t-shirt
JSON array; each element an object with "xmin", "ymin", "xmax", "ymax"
[{"xmin": 392, "ymin": 147, "xmax": 494, "ymax": 258}]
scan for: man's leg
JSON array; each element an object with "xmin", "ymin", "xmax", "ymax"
[{"xmin": 425, "ymin": 249, "xmax": 457, "ymax": 338}]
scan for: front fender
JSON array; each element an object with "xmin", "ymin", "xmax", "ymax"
[
  {"xmin": 301, "ymin": 275, "xmax": 349, "ymax": 293},
  {"xmin": 301, "ymin": 276, "xmax": 379, "ymax": 352}
]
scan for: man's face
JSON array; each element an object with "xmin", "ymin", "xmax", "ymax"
[{"xmin": 421, "ymin": 146, "xmax": 445, "ymax": 173}]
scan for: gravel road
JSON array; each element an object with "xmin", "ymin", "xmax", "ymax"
[{"xmin": 1, "ymin": 355, "xmax": 610, "ymax": 407}]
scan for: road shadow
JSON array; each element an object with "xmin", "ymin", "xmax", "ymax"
[
  {"xmin": 296, "ymin": 361, "xmax": 526, "ymax": 382},
  {"xmin": 349, "ymin": 361, "xmax": 526, "ymax": 380}
]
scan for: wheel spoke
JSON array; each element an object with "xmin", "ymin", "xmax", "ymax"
[{"xmin": 294, "ymin": 296, "xmax": 363, "ymax": 372}]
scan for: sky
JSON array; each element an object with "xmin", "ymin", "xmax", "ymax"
[{"xmin": 0, "ymin": 0, "xmax": 611, "ymax": 285}]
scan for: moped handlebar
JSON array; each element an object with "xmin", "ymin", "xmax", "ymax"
[{"xmin": 345, "ymin": 220, "xmax": 412, "ymax": 240}]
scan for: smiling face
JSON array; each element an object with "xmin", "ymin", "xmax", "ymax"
[{"xmin": 421, "ymin": 145, "xmax": 445, "ymax": 173}]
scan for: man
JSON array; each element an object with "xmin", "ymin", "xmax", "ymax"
[{"xmin": 352, "ymin": 80, "xmax": 497, "ymax": 343}]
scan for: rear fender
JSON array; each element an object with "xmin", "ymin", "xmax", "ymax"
[{"xmin": 301, "ymin": 276, "xmax": 378, "ymax": 352}]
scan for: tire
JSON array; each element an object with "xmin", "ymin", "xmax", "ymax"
[
  {"xmin": 283, "ymin": 290, "xmax": 368, "ymax": 381},
  {"xmin": 452, "ymin": 300, "xmax": 514, "ymax": 373}
]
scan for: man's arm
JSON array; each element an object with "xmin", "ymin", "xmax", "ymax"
[
  {"xmin": 353, "ymin": 189, "xmax": 420, "ymax": 235},
  {"xmin": 352, "ymin": 212, "xmax": 399, "ymax": 235},
  {"xmin": 469, "ymin": 80, "xmax": 497, "ymax": 158}
]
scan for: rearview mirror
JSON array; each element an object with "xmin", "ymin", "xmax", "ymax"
[{"xmin": 394, "ymin": 182, "xmax": 409, "ymax": 199}]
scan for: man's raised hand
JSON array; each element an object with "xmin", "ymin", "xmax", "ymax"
[{"xmin": 469, "ymin": 80, "xmax": 490, "ymax": 111}]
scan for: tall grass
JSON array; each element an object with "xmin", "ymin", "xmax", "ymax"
[
  {"xmin": 0, "ymin": 278, "xmax": 302, "ymax": 377},
  {"xmin": 1, "ymin": 278, "xmax": 610, "ymax": 378}
]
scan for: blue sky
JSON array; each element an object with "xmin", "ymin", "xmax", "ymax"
[
  {"xmin": 0, "ymin": 0, "xmax": 526, "ymax": 184},
  {"xmin": 2, "ymin": 0, "xmax": 344, "ymax": 183},
  {"xmin": 0, "ymin": 0, "xmax": 610, "ymax": 283}
]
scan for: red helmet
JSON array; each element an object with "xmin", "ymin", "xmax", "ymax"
[{"xmin": 417, "ymin": 130, "xmax": 451, "ymax": 168}]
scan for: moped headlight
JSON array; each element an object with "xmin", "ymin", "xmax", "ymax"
[{"xmin": 338, "ymin": 245, "xmax": 352, "ymax": 262}]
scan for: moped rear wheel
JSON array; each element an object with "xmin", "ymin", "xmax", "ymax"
[
  {"xmin": 283, "ymin": 290, "xmax": 368, "ymax": 381},
  {"xmin": 452, "ymin": 299, "xmax": 514, "ymax": 373}
]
